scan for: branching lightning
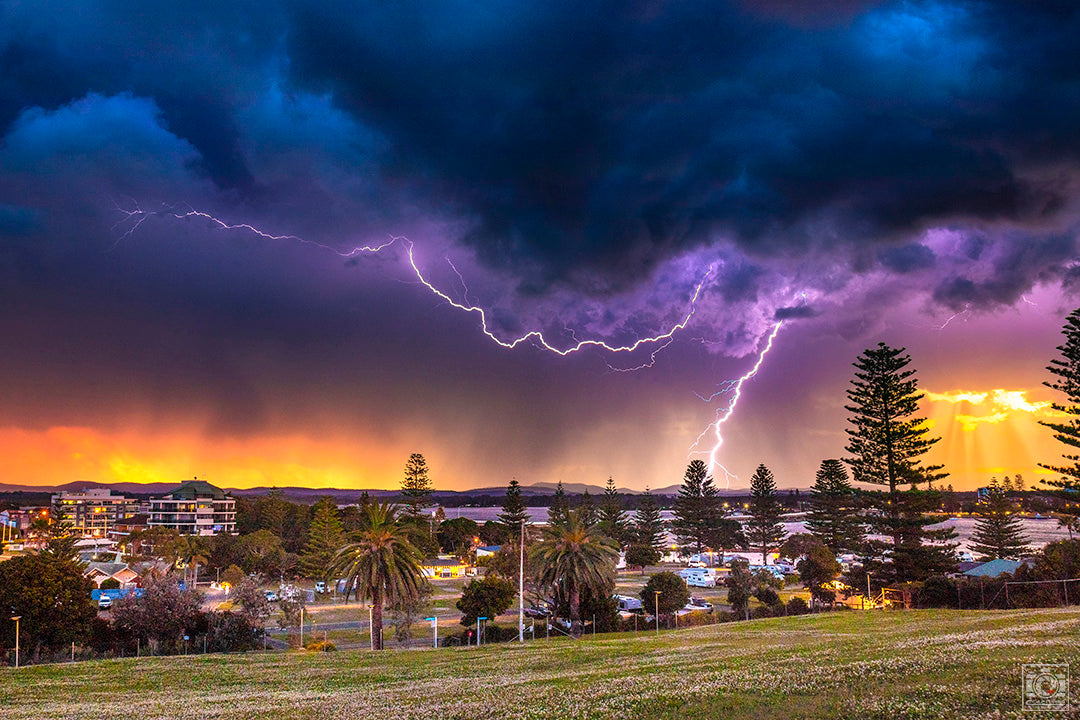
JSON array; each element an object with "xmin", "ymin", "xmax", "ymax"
[
  {"xmin": 689, "ymin": 321, "xmax": 783, "ymax": 487},
  {"xmin": 116, "ymin": 203, "xmax": 712, "ymax": 358},
  {"xmin": 118, "ymin": 203, "xmax": 788, "ymax": 488}
]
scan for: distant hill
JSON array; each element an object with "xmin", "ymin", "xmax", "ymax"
[{"xmin": 0, "ymin": 478, "xmax": 771, "ymax": 504}]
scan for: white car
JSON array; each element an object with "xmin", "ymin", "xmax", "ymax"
[
  {"xmin": 314, "ymin": 581, "xmax": 328, "ymax": 594},
  {"xmin": 98, "ymin": 596, "xmax": 113, "ymax": 610},
  {"xmin": 264, "ymin": 590, "xmax": 279, "ymax": 602}
]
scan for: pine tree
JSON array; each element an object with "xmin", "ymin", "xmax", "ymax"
[
  {"xmin": 806, "ymin": 459, "xmax": 865, "ymax": 554},
  {"xmin": 671, "ymin": 460, "xmax": 740, "ymax": 555},
  {"xmin": 844, "ymin": 343, "xmax": 955, "ymax": 583},
  {"xmin": 577, "ymin": 490, "xmax": 599, "ymax": 528},
  {"xmin": 1039, "ymin": 307, "xmax": 1080, "ymax": 527},
  {"xmin": 598, "ymin": 477, "xmax": 630, "ymax": 547},
  {"xmin": 633, "ymin": 487, "xmax": 666, "ymax": 553},
  {"xmin": 400, "ymin": 453, "xmax": 434, "ymax": 520},
  {"xmin": 744, "ymin": 464, "xmax": 786, "ymax": 564},
  {"xmin": 970, "ymin": 479, "xmax": 1030, "ymax": 561},
  {"xmin": 299, "ymin": 497, "xmax": 346, "ymax": 583},
  {"xmin": 498, "ymin": 479, "xmax": 530, "ymax": 538},
  {"xmin": 547, "ymin": 481, "xmax": 570, "ymax": 528}
]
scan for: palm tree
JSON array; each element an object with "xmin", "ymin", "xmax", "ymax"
[
  {"xmin": 182, "ymin": 537, "xmax": 210, "ymax": 589},
  {"xmin": 333, "ymin": 502, "xmax": 425, "ymax": 650},
  {"xmin": 531, "ymin": 509, "xmax": 620, "ymax": 637}
]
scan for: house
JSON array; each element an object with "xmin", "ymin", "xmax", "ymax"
[
  {"xmin": 962, "ymin": 558, "xmax": 1026, "ymax": 578},
  {"xmin": 84, "ymin": 562, "xmax": 141, "ymax": 589},
  {"xmin": 475, "ymin": 545, "xmax": 501, "ymax": 559},
  {"xmin": 148, "ymin": 479, "xmax": 236, "ymax": 536},
  {"xmin": 421, "ymin": 556, "xmax": 471, "ymax": 578}
]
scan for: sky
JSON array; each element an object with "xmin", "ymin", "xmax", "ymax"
[{"xmin": 2, "ymin": 1, "xmax": 1080, "ymax": 493}]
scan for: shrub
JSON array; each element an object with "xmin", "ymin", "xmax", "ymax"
[
  {"xmin": 99, "ymin": 578, "xmax": 121, "ymax": 590},
  {"xmin": 786, "ymin": 597, "xmax": 809, "ymax": 615},
  {"xmin": 641, "ymin": 572, "xmax": 690, "ymax": 615},
  {"xmin": 305, "ymin": 640, "xmax": 337, "ymax": 652}
]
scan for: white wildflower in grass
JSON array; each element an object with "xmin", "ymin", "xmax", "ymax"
[{"xmin": 2, "ymin": 608, "xmax": 1078, "ymax": 719}]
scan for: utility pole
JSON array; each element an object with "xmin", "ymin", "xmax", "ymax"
[
  {"xmin": 10, "ymin": 616, "xmax": 19, "ymax": 668},
  {"xmin": 654, "ymin": 591, "xmax": 661, "ymax": 636},
  {"xmin": 519, "ymin": 519, "xmax": 525, "ymax": 643}
]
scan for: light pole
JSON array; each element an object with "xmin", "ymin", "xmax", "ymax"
[
  {"xmin": 518, "ymin": 520, "xmax": 524, "ymax": 643},
  {"xmin": 654, "ymin": 591, "xmax": 661, "ymax": 636},
  {"xmin": 10, "ymin": 616, "xmax": 20, "ymax": 668}
]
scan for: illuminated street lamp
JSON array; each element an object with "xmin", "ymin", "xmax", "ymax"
[{"xmin": 10, "ymin": 615, "xmax": 20, "ymax": 668}]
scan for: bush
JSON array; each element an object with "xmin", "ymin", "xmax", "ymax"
[
  {"xmin": 641, "ymin": 572, "xmax": 690, "ymax": 615},
  {"xmin": 305, "ymin": 640, "xmax": 337, "ymax": 652},
  {"xmin": 205, "ymin": 610, "xmax": 262, "ymax": 653},
  {"xmin": 99, "ymin": 578, "xmax": 121, "ymax": 590},
  {"xmin": 457, "ymin": 576, "xmax": 515, "ymax": 627},
  {"xmin": 918, "ymin": 576, "xmax": 958, "ymax": 608},
  {"xmin": 786, "ymin": 597, "xmax": 809, "ymax": 615}
]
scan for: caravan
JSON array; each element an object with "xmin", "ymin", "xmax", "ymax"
[
  {"xmin": 614, "ymin": 594, "xmax": 644, "ymax": 615},
  {"xmin": 678, "ymin": 567, "xmax": 718, "ymax": 588}
]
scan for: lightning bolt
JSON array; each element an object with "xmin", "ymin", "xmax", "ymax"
[
  {"xmin": 938, "ymin": 305, "xmax": 971, "ymax": 330},
  {"xmin": 689, "ymin": 321, "xmax": 783, "ymax": 488},
  {"xmin": 116, "ymin": 203, "xmax": 712, "ymax": 358},
  {"xmin": 118, "ymin": 203, "xmax": 789, "ymax": 476}
]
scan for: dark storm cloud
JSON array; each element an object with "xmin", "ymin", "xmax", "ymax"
[
  {"xmin": 0, "ymin": 0, "xmax": 1079, "ymax": 384},
  {"xmin": 279, "ymin": 0, "xmax": 1080, "ymax": 292},
  {"xmin": 879, "ymin": 244, "xmax": 935, "ymax": 274},
  {"xmin": 774, "ymin": 305, "xmax": 818, "ymax": 320}
]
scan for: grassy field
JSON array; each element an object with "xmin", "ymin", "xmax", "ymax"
[{"xmin": 2, "ymin": 608, "xmax": 1078, "ymax": 719}]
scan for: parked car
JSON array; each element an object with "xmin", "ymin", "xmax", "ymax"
[
  {"xmin": 684, "ymin": 597, "xmax": 714, "ymax": 612},
  {"xmin": 264, "ymin": 590, "xmax": 279, "ymax": 602},
  {"xmin": 524, "ymin": 604, "xmax": 551, "ymax": 619},
  {"xmin": 98, "ymin": 596, "xmax": 113, "ymax": 610},
  {"xmin": 750, "ymin": 564, "xmax": 786, "ymax": 580},
  {"xmin": 314, "ymin": 581, "xmax": 327, "ymax": 594}
]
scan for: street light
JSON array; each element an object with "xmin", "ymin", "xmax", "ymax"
[
  {"xmin": 10, "ymin": 615, "xmax": 20, "ymax": 668},
  {"xmin": 654, "ymin": 591, "xmax": 661, "ymax": 636}
]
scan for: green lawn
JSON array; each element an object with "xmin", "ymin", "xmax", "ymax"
[{"xmin": 2, "ymin": 608, "xmax": 1078, "ymax": 719}]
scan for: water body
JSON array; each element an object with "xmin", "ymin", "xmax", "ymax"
[{"xmin": 444, "ymin": 507, "xmax": 1072, "ymax": 553}]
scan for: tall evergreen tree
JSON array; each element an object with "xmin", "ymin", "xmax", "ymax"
[
  {"xmin": 299, "ymin": 497, "xmax": 347, "ymax": 583},
  {"xmin": 1039, "ymin": 307, "xmax": 1080, "ymax": 529},
  {"xmin": 806, "ymin": 459, "xmax": 865, "ymax": 554},
  {"xmin": 577, "ymin": 489, "xmax": 599, "ymax": 528},
  {"xmin": 970, "ymin": 479, "xmax": 1030, "ymax": 560},
  {"xmin": 671, "ymin": 460, "xmax": 721, "ymax": 554},
  {"xmin": 400, "ymin": 453, "xmax": 434, "ymax": 520},
  {"xmin": 744, "ymin": 464, "xmax": 786, "ymax": 564},
  {"xmin": 547, "ymin": 481, "xmax": 570, "ymax": 528},
  {"xmin": 598, "ymin": 476, "xmax": 630, "ymax": 547},
  {"xmin": 844, "ymin": 343, "xmax": 955, "ymax": 583},
  {"xmin": 498, "ymin": 479, "xmax": 530, "ymax": 538},
  {"xmin": 633, "ymin": 487, "xmax": 666, "ymax": 553}
]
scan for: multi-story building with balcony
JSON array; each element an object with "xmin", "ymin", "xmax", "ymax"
[
  {"xmin": 51, "ymin": 489, "xmax": 139, "ymax": 538},
  {"xmin": 147, "ymin": 479, "xmax": 236, "ymax": 536}
]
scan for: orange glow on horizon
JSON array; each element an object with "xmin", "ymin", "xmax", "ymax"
[
  {"xmin": 923, "ymin": 387, "xmax": 1062, "ymax": 488},
  {"xmin": 0, "ymin": 425, "xmax": 414, "ymax": 491}
]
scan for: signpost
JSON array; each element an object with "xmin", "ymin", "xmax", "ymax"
[{"xmin": 425, "ymin": 616, "xmax": 438, "ymax": 648}]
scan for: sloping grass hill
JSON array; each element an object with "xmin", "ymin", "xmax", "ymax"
[{"xmin": 2, "ymin": 608, "xmax": 1079, "ymax": 720}]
